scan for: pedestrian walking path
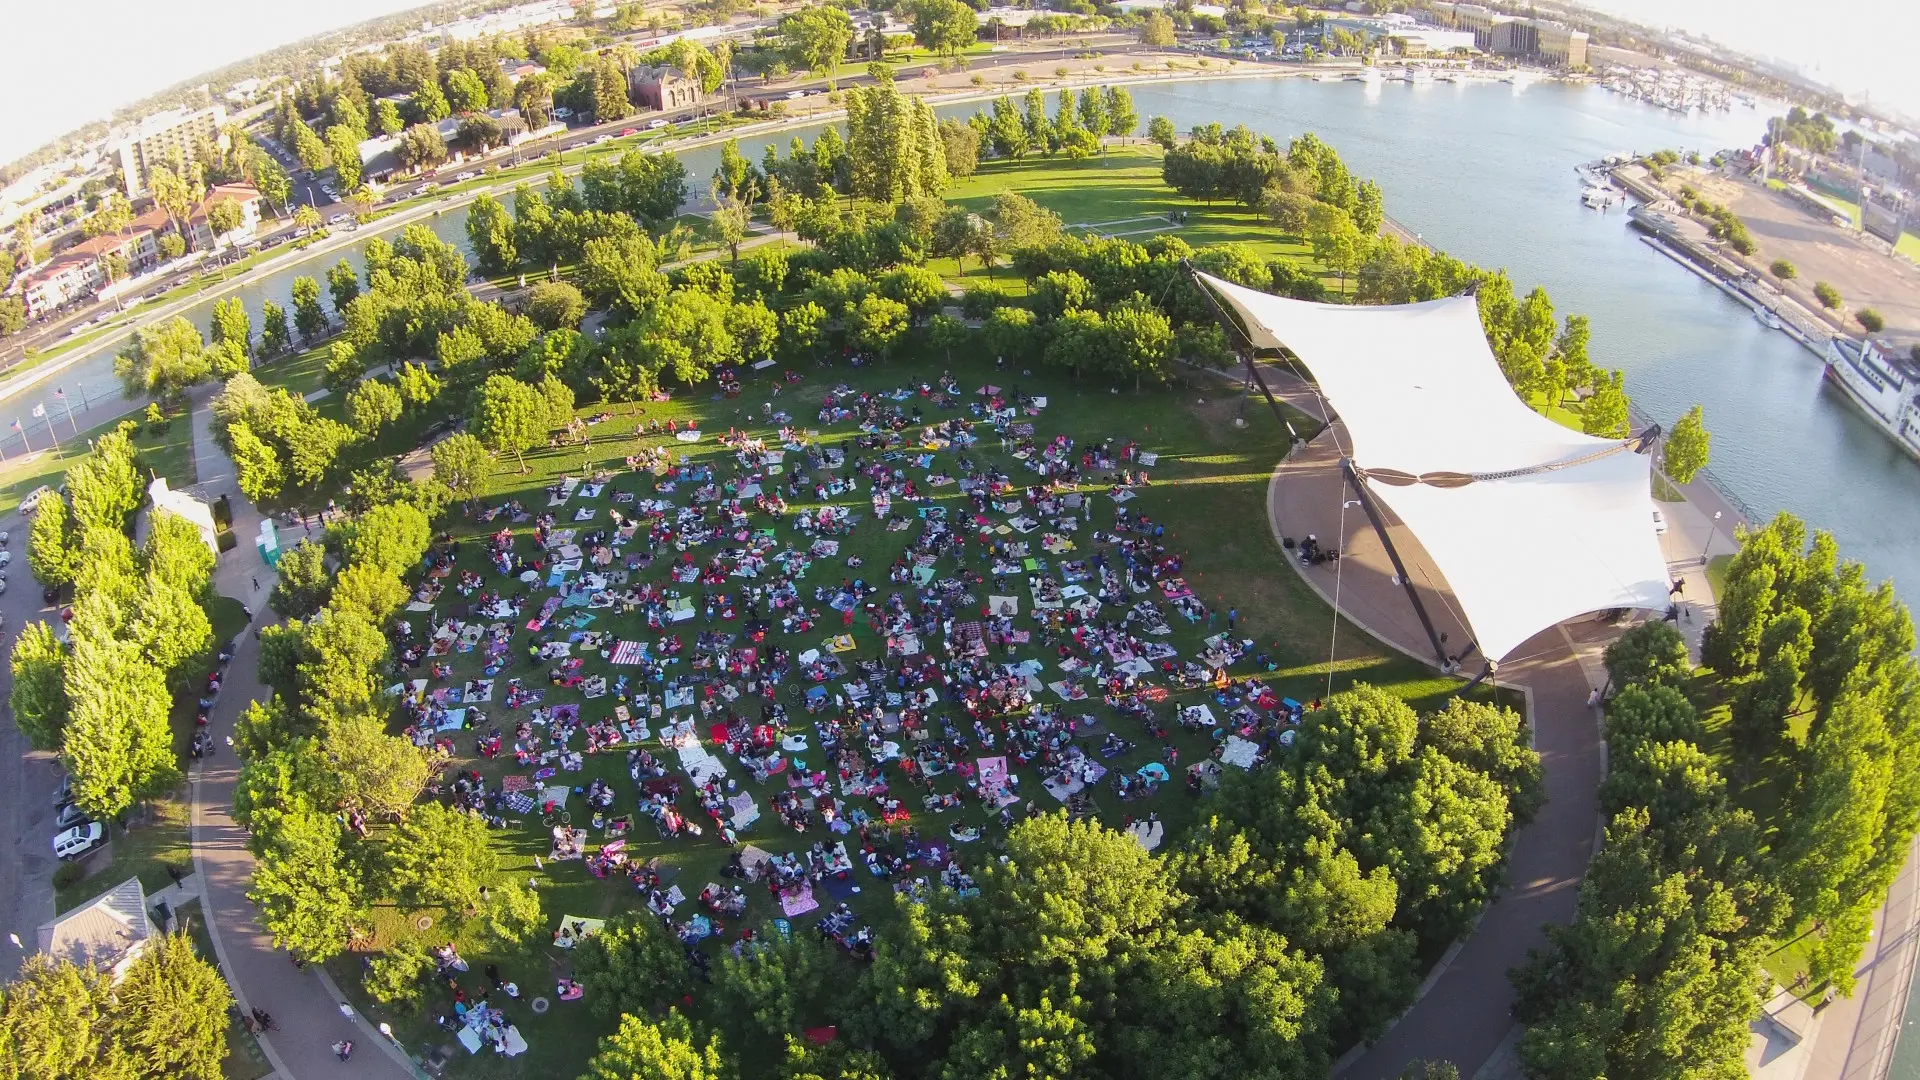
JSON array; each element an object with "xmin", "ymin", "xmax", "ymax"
[{"xmin": 185, "ymin": 400, "xmax": 415, "ymax": 1080}]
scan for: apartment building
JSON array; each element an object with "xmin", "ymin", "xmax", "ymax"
[{"xmin": 113, "ymin": 105, "xmax": 229, "ymax": 198}]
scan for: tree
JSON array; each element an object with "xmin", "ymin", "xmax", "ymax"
[
  {"xmin": 471, "ymin": 374, "xmax": 549, "ymax": 472},
  {"xmin": 850, "ymin": 295, "xmax": 910, "ymax": 357},
  {"xmin": 206, "ymin": 199, "xmax": 245, "ymax": 243},
  {"xmin": 8, "ymin": 621, "xmax": 69, "ymax": 751},
  {"xmin": 333, "ymin": 501, "xmax": 432, "ymax": 578},
  {"xmin": 291, "ymin": 117, "xmax": 331, "ymax": 171},
  {"xmin": 379, "ymin": 802, "xmax": 499, "ymax": 914},
  {"xmin": 227, "ymin": 421, "xmax": 286, "ymax": 503},
  {"xmin": 1105, "ymin": 86, "xmax": 1138, "ymax": 139},
  {"xmin": 781, "ymin": 5, "xmax": 855, "ymax": 86},
  {"xmin": 592, "ymin": 57, "xmax": 632, "ymax": 123},
  {"xmin": 1604, "ymin": 622, "xmax": 1692, "ymax": 690},
  {"xmin": 411, "ymin": 84, "xmax": 451, "ymax": 124},
  {"xmin": 1813, "ymin": 280, "xmax": 1841, "ymax": 309},
  {"xmin": 938, "ymin": 118, "xmax": 981, "ymax": 179},
  {"xmin": 1, "ymin": 937, "xmax": 233, "ymax": 1080},
  {"xmin": 326, "ymin": 125, "xmax": 363, "ymax": 190},
  {"xmin": 1769, "ymin": 258, "xmax": 1796, "ymax": 280},
  {"xmin": 345, "ymin": 379, "xmax": 404, "ymax": 437},
  {"xmin": 326, "ymin": 259, "xmax": 361, "ymax": 314},
  {"xmin": 210, "ymin": 297, "xmax": 251, "ymax": 360},
  {"xmin": 364, "ymin": 939, "xmax": 436, "ymax": 1012},
  {"xmin": 396, "ymin": 362, "xmax": 442, "ymax": 409},
  {"xmin": 397, "ymin": 123, "xmax": 448, "ymax": 173},
  {"xmin": 457, "ymin": 114, "xmax": 504, "ymax": 154},
  {"xmin": 1581, "ymin": 369, "xmax": 1630, "ymax": 438},
  {"xmin": 911, "ymin": 0, "xmax": 978, "ymax": 61},
  {"xmin": 1663, "ymin": 404, "xmax": 1710, "ymax": 484},
  {"xmin": 293, "ymin": 204, "xmax": 322, "ymax": 233},
  {"xmin": 446, "ymin": 68, "xmax": 490, "ymax": 114},
  {"xmin": 291, "ymin": 276, "xmax": 327, "ymax": 341},
  {"xmin": 1140, "ymin": 10, "xmax": 1177, "ymax": 46},
  {"xmin": 526, "ymin": 281, "xmax": 586, "ymax": 330},
  {"xmin": 580, "ymin": 1011, "xmax": 735, "ymax": 1080},
  {"xmin": 114, "ymin": 932, "xmax": 234, "ymax": 1080},
  {"xmin": 466, "ymin": 193, "xmax": 518, "ymax": 276},
  {"xmin": 1857, "ymin": 308, "xmax": 1885, "ymax": 333},
  {"xmin": 115, "ymin": 317, "xmax": 210, "ymax": 407},
  {"xmin": 375, "ymin": 99, "xmax": 405, "ymax": 136},
  {"xmin": 1147, "ymin": 115, "xmax": 1178, "ymax": 151},
  {"xmin": 573, "ymin": 914, "xmax": 695, "ymax": 1018},
  {"xmin": 259, "ymin": 299, "xmax": 291, "ymax": 356},
  {"xmin": 271, "ymin": 541, "xmax": 333, "ymax": 619},
  {"xmin": 27, "ymin": 491, "xmax": 78, "ymax": 590},
  {"xmin": 432, "ymin": 432, "xmax": 492, "ymax": 507},
  {"xmin": 62, "ymin": 616, "xmax": 178, "ymax": 819},
  {"xmin": 319, "ymin": 712, "xmax": 429, "ymax": 818},
  {"xmin": 143, "ymin": 511, "xmax": 215, "ymax": 603},
  {"xmin": 248, "ymin": 803, "xmax": 368, "ymax": 962}
]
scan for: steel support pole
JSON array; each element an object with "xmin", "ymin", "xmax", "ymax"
[{"xmin": 1339, "ymin": 457, "xmax": 1451, "ymax": 670}]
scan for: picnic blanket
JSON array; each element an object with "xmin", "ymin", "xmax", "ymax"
[
  {"xmin": 728, "ymin": 793, "xmax": 760, "ymax": 829},
  {"xmin": 553, "ymin": 916, "xmax": 605, "ymax": 949},
  {"xmin": 976, "ymin": 756, "xmax": 1020, "ymax": 808},
  {"xmin": 779, "ymin": 883, "xmax": 818, "ymax": 917},
  {"xmin": 609, "ymin": 640, "xmax": 649, "ymax": 665},
  {"xmin": 1221, "ymin": 735, "xmax": 1261, "ymax": 769}
]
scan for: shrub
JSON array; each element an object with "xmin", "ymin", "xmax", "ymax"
[
  {"xmin": 1856, "ymin": 308, "xmax": 1885, "ymax": 333},
  {"xmin": 1055, "ymin": 67, "xmax": 1069, "ymax": 77},
  {"xmin": 1813, "ymin": 281, "xmax": 1842, "ymax": 309},
  {"xmin": 1769, "ymin": 259, "xmax": 1796, "ymax": 280},
  {"xmin": 970, "ymin": 73, "xmax": 985, "ymax": 85}
]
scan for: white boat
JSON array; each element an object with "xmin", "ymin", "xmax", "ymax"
[
  {"xmin": 1409, "ymin": 67, "xmax": 1435, "ymax": 86},
  {"xmin": 1350, "ymin": 67, "xmax": 1384, "ymax": 84},
  {"xmin": 1756, "ymin": 308, "xmax": 1782, "ymax": 330},
  {"xmin": 1823, "ymin": 336, "xmax": 1920, "ymax": 463},
  {"xmin": 1581, "ymin": 184, "xmax": 1620, "ymax": 209}
]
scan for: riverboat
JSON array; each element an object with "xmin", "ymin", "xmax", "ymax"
[{"xmin": 1823, "ymin": 336, "xmax": 1920, "ymax": 463}]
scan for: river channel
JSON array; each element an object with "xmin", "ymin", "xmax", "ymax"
[{"xmin": 29, "ymin": 76, "xmax": 1920, "ymax": 615}]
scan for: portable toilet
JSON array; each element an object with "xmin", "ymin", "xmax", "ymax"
[{"xmin": 255, "ymin": 517, "xmax": 281, "ymax": 568}]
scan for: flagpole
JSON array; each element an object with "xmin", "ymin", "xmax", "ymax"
[
  {"xmin": 16, "ymin": 421, "xmax": 31, "ymax": 454},
  {"xmin": 42, "ymin": 410, "xmax": 58, "ymax": 453},
  {"xmin": 57, "ymin": 390, "xmax": 77, "ymax": 436}
]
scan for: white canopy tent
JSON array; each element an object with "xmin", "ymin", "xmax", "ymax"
[{"xmin": 1197, "ymin": 271, "xmax": 1672, "ymax": 663}]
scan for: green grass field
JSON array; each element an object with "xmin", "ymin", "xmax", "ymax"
[
  {"xmin": 325, "ymin": 354, "xmax": 1494, "ymax": 1078},
  {"xmin": 0, "ymin": 404, "xmax": 195, "ymax": 518},
  {"xmin": 947, "ymin": 147, "xmax": 1330, "ymax": 273}
]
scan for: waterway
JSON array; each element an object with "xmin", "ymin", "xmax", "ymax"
[{"xmin": 30, "ymin": 76, "xmax": 1920, "ymax": 613}]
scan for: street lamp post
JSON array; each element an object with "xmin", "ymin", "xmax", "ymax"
[{"xmin": 1700, "ymin": 510, "xmax": 1721, "ymax": 564}]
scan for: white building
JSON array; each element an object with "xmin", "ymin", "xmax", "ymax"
[
  {"xmin": 148, "ymin": 476, "xmax": 220, "ymax": 554},
  {"xmin": 111, "ymin": 105, "xmax": 229, "ymax": 199}
]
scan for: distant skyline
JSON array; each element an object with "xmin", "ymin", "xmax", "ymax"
[
  {"xmin": 1574, "ymin": 0, "xmax": 1920, "ymax": 122},
  {"xmin": 0, "ymin": 0, "xmax": 435, "ymax": 166},
  {"xmin": 3, "ymin": 0, "xmax": 1917, "ymax": 171}
]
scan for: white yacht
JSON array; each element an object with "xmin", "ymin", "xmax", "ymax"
[
  {"xmin": 1409, "ymin": 67, "xmax": 1435, "ymax": 86},
  {"xmin": 1824, "ymin": 336, "xmax": 1920, "ymax": 462},
  {"xmin": 1582, "ymin": 184, "xmax": 1620, "ymax": 209}
]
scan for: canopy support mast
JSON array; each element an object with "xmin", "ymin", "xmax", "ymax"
[
  {"xmin": 1340, "ymin": 457, "xmax": 1451, "ymax": 670},
  {"xmin": 1185, "ymin": 260, "xmax": 1298, "ymax": 441}
]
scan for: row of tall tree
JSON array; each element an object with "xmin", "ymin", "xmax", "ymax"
[
  {"xmin": 232, "ymin": 494, "xmax": 542, "ymax": 962},
  {"xmin": 15, "ymin": 425, "xmax": 220, "ymax": 821}
]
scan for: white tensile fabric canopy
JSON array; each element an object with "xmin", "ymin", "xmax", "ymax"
[{"xmin": 1198, "ymin": 272, "xmax": 1671, "ymax": 662}]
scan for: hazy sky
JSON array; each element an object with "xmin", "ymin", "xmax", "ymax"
[
  {"xmin": 3, "ymin": 0, "xmax": 1917, "ymax": 168},
  {"xmin": 0, "ymin": 0, "xmax": 435, "ymax": 165}
]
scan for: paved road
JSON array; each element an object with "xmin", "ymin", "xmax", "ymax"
[
  {"xmin": 0, "ymin": 527, "xmax": 66, "ymax": 982},
  {"xmin": 184, "ymin": 400, "xmax": 415, "ymax": 1080}
]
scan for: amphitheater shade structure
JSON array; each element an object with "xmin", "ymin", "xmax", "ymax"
[{"xmin": 1197, "ymin": 271, "xmax": 1673, "ymax": 663}]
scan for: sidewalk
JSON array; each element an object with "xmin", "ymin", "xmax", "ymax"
[{"xmin": 185, "ymin": 401, "xmax": 414, "ymax": 1080}]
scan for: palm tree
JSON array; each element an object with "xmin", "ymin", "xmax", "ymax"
[
  {"xmin": 612, "ymin": 43, "xmax": 641, "ymax": 76},
  {"xmin": 350, "ymin": 186, "xmax": 376, "ymax": 218},
  {"xmin": 294, "ymin": 204, "xmax": 321, "ymax": 232}
]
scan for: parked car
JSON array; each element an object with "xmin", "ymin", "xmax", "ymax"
[
  {"xmin": 23, "ymin": 486, "xmax": 59, "ymax": 515},
  {"xmin": 54, "ymin": 803, "xmax": 93, "ymax": 832},
  {"xmin": 52, "ymin": 773, "xmax": 72, "ymax": 809},
  {"xmin": 454, "ymin": 170, "xmax": 477, "ymax": 181},
  {"xmin": 619, "ymin": 128, "xmax": 637, "ymax": 137},
  {"xmin": 0, "ymin": 529, "xmax": 12, "ymax": 545},
  {"xmin": 0, "ymin": 550, "xmax": 13, "ymax": 567},
  {"xmin": 54, "ymin": 822, "xmax": 105, "ymax": 861},
  {"xmin": 647, "ymin": 118, "xmax": 668, "ymax": 130}
]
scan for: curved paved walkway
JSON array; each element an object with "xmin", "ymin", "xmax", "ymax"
[
  {"xmin": 1257, "ymin": 368, "xmax": 1617, "ymax": 1079},
  {"xmin": 186, "ymin": 399, "xmax": 414, "ymax": 1080}
]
